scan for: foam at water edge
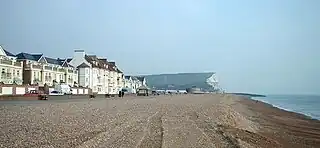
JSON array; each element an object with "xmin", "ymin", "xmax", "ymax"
[{"xmin": 250, "ymin": 97, "xmax": 318, "ymax": 120}]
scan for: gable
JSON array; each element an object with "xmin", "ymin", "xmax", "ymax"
[
  {"xmin": 69, "ymin": 57, "xmax": 91, "ymax": 68},
  {"xmin": 38, "ymin": 56, "xmax": 47, "ymax": 63},
  {"xmin": 77, "ymin": 62, "xmax": 90, "ymax": 68},
  {"xmin": 62, "ymin": 61, "xmax": 69, "ymax": 67},
  {"xmin": 0, "ymin": 46, "xmax": 7, "ymax": 56}
]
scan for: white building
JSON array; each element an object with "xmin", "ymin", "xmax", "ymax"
[
  {"xmin": 136, "ymin": 76, "xmax": 147, "ymax": 86},
  {"xmin": 108, "ymin": 62, "xmax": 124, "ymax": 94},
  {"xmin": 16, "ymin": 52, "xmax": 78, "ymax": 86},
  {"xmin": 124, "ymin": 76, "xmax": 136, "ymax": 93},
  {"xmin": 68, "ymin": 50, "xmax": 110, "ymax": 94},
  {"xmin": 124, "ymin": 76, "xmax": 145, "ymax": 93},
  {"xmin": 0, "ymin": 46, "xmax": 23, "ymax": 84},
  {"xmin": 68, "ymin": 50, "xmax": 124, "ymax": 95}
]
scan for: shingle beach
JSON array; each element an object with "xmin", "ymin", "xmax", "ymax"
[{"xmin": 1, "ymin": 94, "xmax": 319, "ymax": 148}]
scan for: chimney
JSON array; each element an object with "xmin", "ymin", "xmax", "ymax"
[
  {"xmin": 98, "ymin": 58, "xmax": 107, "ymax": 63},
  {"xmin": 109, "ymin": 62, "xmax": 115, "ymax": 66},
  {"xmin": 74, "ymin": 49, "xmax": 85, "ymax": 58}
]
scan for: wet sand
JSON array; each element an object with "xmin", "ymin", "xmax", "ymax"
[{"xmin": 0, "ymin": 94, "xmax": 319, "ymax": 148}]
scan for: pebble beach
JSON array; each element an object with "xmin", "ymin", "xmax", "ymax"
[{"xmin": 0, "ymin": 94, "xmax": 319, "ymax": 148}]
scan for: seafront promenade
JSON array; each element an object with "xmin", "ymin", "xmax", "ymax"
[{"xmin": 0, "ymin": 94, "xmax": 319, "ymax": 148}]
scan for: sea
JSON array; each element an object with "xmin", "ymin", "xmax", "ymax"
[{"xmin": 252, "ymin": 95, "xmax": 320, "ymax": 120}]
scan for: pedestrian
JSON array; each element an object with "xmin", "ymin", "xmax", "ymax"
[{"xmin": 118, "ymin": 91, "xmax": 122, "ymax": 97}]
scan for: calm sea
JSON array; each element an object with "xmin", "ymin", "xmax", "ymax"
[{"xmin": 252, "ymin": 95, "xmax": 320, "ymax": 120}]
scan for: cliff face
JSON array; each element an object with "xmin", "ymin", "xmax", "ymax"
[{"xmin": 143, "ymin": 72, "xmax": 219, "ymax": 91}]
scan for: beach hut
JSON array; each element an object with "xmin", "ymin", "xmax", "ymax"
[{"xmin": 137, "ymin": 85, "xmax": 150, "ymax": 96}]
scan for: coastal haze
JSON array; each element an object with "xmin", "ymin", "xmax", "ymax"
[
  {"xmin": 1, "ymin": 0, "xmax": 320, "ymax": 148},
  {"xmin": 1, "ymin": 0, "xmax": 320, "ymax": 94}
]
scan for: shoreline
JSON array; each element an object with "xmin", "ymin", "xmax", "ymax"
[
  {"xmin": 249, "ymin": 96, "xmax": 319, "ymax": 121},
  {"xmin": 237, "ymin": 95, "xmax": 320, "ymax": 147}
]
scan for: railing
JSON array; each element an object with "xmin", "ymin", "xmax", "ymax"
[
  {"xmin": 44, "ymin": 66, "xmax": 52, "ymax": 70},
  {"xmin": 32, "ymin": 64, "xmax": 43, "ymax": 69},
  {"xmin": 0, "ymin": 59, "xmax": 13, "ymax": 65},
  {"xmin": 58, "ymin": 68, "xmax": 65, "ymax": 72},
  {"xmin": 13, "ymin": 62, "xmax": 22, "ymax": 67},
  {"xmin": 1, "ymin": 73, "xmax": 12, "ymax": 79},
  {"xmin": 6, "ymin": 73, "xmax": 12, "ymax": 78},
  {"xmin": 45, "ymin": 76, "xmax": 52, "ymax": 82}
]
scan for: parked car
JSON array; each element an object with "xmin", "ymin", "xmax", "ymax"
[
  {"xmin": 49, "ymin": 90, "xmax": 64, "ymax": 96},
  {"xmin": 24, "ymin": 90, "xmax": 48, "ymax": 100}
]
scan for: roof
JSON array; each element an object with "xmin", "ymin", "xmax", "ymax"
[
  {"xmin": 107, "ymin": 61, "xmax": 123, "ymax": 73},
  {"xmin": 116, "ymin": 68, "xmax": 123, "ymax": 73},
  {"xmin": 3, "ymin": 49, "xmax": 16, "ymax": 57},
  {"xmin": 131, "ymin": 76, "xmax": 139, "ymax": 81},
  {"xmin": 45, "ymin": 57, "xmax": 60, "ymax": 65},
  {"xmin": 77, "ymin": 62, "xmax": 90, "ymax": 68},
  {"xmin": 136, "ymin": 76, "xmax": 145, "ymax": 82},
  {"xmin": 32, "ymin": 54, "xmax": 43, "ymax": 61},
  {"xmin": 137, "ymin": 85, "xmax": 150, "ymax": 90},
  {"xmin": 16, "ymin": 52, "xmax": 73, "ymax": 67},
  {"xmin": 16, "ymin": 52, "xmax": 39, "ymax": 61},
  {"xmin": 125, "ymin": 76, "xmax": 131, "ymax": 80},
  {"xmin": 58, "ymin": 58, "xmax": 74, "ymax": 68},
  {"xmin": 85, "ymin": 55, "xmax": 107, "ymax": 69},
  {"xmin": 107, "ymin": 63, "xmax": 116, "ymax": 71},
  {"xmin": 66, "ymin": 58, "xmax": 72, "ymax": 62}
]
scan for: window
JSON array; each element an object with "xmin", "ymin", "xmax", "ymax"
[
  {"xmin": 34, "ymin": 71, "xmax": 36, "ymax": 78},
  {"xmin": 86, "ymin": 77, "xmax": 89, "ymax": 82},
  {"xmin": 13, "ymin": 70, "xmax": 15, "ymax": 76},
  {"xmin": 16, "ymin": 70, "xmax": 20, "ymax": 76}
]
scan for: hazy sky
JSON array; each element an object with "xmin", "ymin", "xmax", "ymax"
[{"xmin": 1, "ymin": 0, "xmax": 319, "ymax": 94}]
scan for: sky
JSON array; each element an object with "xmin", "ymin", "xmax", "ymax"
[{"xmin": 1, "ymin": 0, "xmax": 319, "ymax": 95}]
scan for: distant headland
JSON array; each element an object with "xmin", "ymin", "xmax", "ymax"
[{"xmin": 229, "ymin": 93, "xmax": 266, "ymax": 97}]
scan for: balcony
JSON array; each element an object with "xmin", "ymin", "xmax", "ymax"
[
  {"xmin": 13, "ymin": 62, "xmax": 22, "ymax": 67},
  {"xmin": 0, "ymin": 59, "xmax": 12, "ymax": 65},
  {"xmin": 1, "ymin": 72, "xmax": 12, "ymax": 79},
  {"xmin": 45, "ymin": 76, "xmax": 52, "ymax": 82},
  {"xmin": 0, "ymin": 59, "xmax": 22, "ymax": 67},
  {"xmin": 32, "ymin": 64, "xmax": 43, "ymax": 69},
  {"xmin": 44, "ymin": 66, "xmax": 53, "ymax": 70},
  {"xmin": 58, "ymin": 68, "xmax": 65, "ymax": 72}
]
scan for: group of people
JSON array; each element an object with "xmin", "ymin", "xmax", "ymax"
[{"xmin": 118, "ymin": 91, "xmax": 125, "ymax": 97}]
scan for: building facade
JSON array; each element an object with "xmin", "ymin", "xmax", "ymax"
[
  {"xmin": 124, "ymin": 76, "xmax": 144, "ymax": 94},
  {"xmin": 108, "ymin": 62, "xmax": 124, "ymax": 94},
  {"xmin": 0, "ymin": 46, "xmax": 23, "ymax": 84},
  {"xmin": 68, "ymin": 50, "xmax": 111, "ymax": 94},
  {"xmin": 16, "ymin": 53, "xmax": 78, "ymax": 86},
  {"xmin": 0, "ymin": 46, "xmax": 126, "ymax": 94},
  {"xmin": 136, "ymin": 76, "xmax": 147, "ymax": 86}
]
